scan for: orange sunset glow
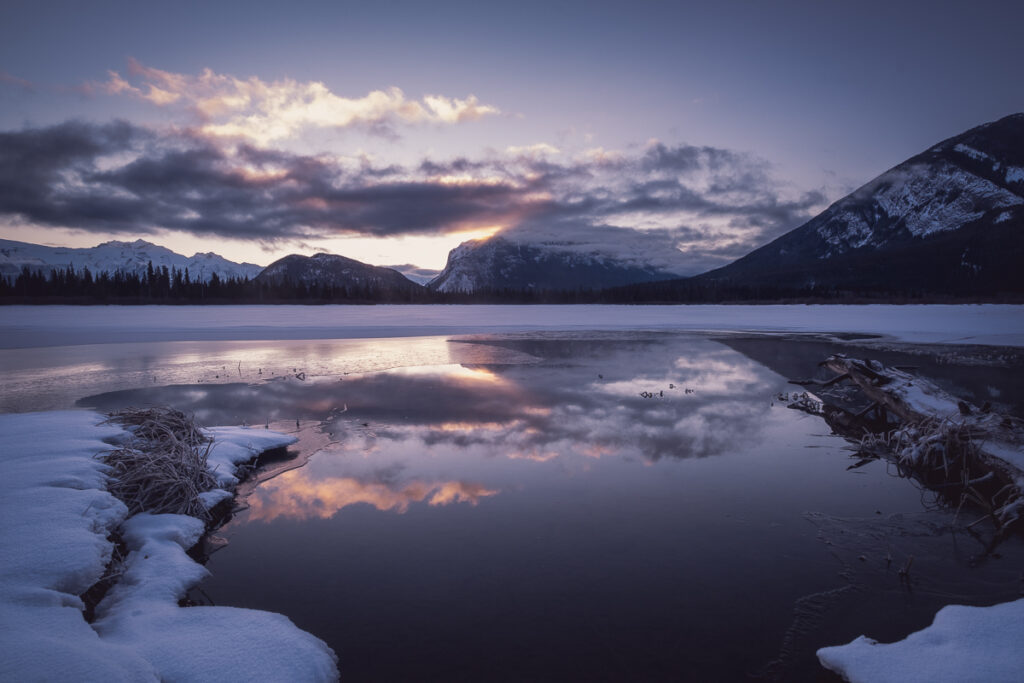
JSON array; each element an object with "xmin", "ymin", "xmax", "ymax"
[{"xmin": 246, "ymin": 468, "xmax": 500, "ymax": 522}]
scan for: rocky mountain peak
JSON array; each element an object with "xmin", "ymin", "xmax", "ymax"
[{"xmin": 688, "ymin": 113, "xmax": 1024, "ymax": 295}]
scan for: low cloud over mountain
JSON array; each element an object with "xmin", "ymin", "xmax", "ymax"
[{"xmin": 0, "ymin": 118, "xmax": 825, "ymax": 274}]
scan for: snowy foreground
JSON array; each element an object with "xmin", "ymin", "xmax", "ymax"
[
  {"xmin": 2, "ymin": 303, "xmax": 1024, "ymax": 348},
  {"xmin": 0, "ymin": 410, "xmax": 338, "ymax": 682},
  {"xmin": 817, "ymin": 599, "xmax": 1024, "ymax": 682}
]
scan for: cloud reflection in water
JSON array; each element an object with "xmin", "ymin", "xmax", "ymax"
[
  {"xmin": 82, "ymin": 335, "xmax": 784, "ymax": 521},
  {"xmin": 247, "ymin": 470, "xmax": 498, "ymax": 522}
]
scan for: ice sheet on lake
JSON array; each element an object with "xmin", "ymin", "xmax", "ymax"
[
  {"xmin": 0, "ymin": 410, "xmax": 337, "ymax": 682},
  {"xmin": 2, "ymin": 304, "xmax": 1023, "ymax": 348}
]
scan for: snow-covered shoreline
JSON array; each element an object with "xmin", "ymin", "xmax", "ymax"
[
  {"xmin": 0, "ymin": 410, "xmax": 338, "ymax": 682},
  {"xmin": 818, "ymin": 599, "xmax": 1024, "ymax": 682},
  {"xmin": 3, "ymin": 303, "xmax": 1024, "ymax": 348},
  {"xmin": 811, "ymin": 358, "xmax": 1024, "ymax": 681}
]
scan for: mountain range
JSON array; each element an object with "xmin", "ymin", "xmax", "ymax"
[
  {"xmin": 4, "ymin": 114, "xmax": 1023, "ymax": 300},
  {"xmin": 0, "ymin": 238, "xmax": 263, "ymax": 282}
]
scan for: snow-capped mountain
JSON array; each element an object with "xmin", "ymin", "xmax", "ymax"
[
  {"xmin": 383, "ymin": 264, "xmax": 442, "ymax": 286},
  {"xmin": 256, "ymin": 253, "xmax": 422, "ymax": 295},
  {"xmin": 690, "ymin": 113, "xmax": 1024, "ymax": 293},
  {"xmin": 428, "ymin": 234, "xmax": 689, "ymax": 293},
  {"xmin": 0, "ymin": 238, "xmax": 263, "ymax": 282}
]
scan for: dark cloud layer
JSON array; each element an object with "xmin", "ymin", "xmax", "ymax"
[
  {"xmin": 0, "ymin": 120, "xmax": 143, "ymax": 229},
  {"xmin": 0, "ymin": 120, "xmax": 824, "ymax": 264}
]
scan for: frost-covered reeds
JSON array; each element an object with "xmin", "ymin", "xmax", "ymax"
[
  {"xmin": 800, "ymin": 355, "xmax": 1024, "ymax": 533},
  {"xmin": 889, "ymin": 417, "xmax": 981, "ymax": 470},
  {"xmin": 860, "ymin": 415, "xmax": 1023, "ymax": 529},
  {"xmin": 100, "ymin": 407, "xmax": 218, "ymax": 519}
]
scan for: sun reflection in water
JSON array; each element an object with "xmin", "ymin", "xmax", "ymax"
[{"xmin": 383, "ymin": 364, "xmax": 505, "ymax": 384}]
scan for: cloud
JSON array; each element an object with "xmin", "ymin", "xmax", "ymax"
[
  {"xmin": 91, "ymin": 59, "xmax": 499, "ymax": 143},
  {"xmin": 496, "ymin": 220, "xmax": 695, "ymax": 274},
  {"xmin": 416, "ymin": 141, "xmax": 825, "ymax": 273},
  {"xmin": 383, "ymin": 264, "xmax": 443, "ymax": 285},
  {"xmin": 247, "ymin": 470, "xmax": 499, "ymax": 522},
  {"xmin": 78, "ymin": 335, "xmax": 779, "ymax": 466},
  {"xmin": 505, "ymin": 142, "xmax": 561, "ymax": 158},
  {"xmin": 0, "ymin": 120, "xmax": 146, "ymax": 232},
  {"xmin": 0, "ymin": 70, "xmax": 35, "ymax": 92},
  {"xmin": 0, "ymin": 120, "xmax": 825, "ymax": 268},
  {"xmin": 0, "ymin": 121, "xmax": 534, "ymax": 241}
]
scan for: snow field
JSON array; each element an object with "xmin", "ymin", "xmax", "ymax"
[
  {"xmin": 0, "ymin": 410, "xmax": 338, "ymax": 682},
  {"xmin": 3, "ymin": 304, "xmax": 1024, "ymax": 348}
]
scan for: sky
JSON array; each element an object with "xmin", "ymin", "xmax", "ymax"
[{"xmin": 1, "ymin": 0, "xmax": 1022, "ymax": 275}]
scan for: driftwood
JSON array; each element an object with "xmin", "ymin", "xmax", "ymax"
[
  {"xmin": 789, "ymin": 355, "xmax": 1024, "ymax": 531},
  {"xmin": 824, "ymin": 357, "xmax": 950, "ymax": 423}
]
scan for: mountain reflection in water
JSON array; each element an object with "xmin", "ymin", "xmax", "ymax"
[
  {"xmin": 82, "ymin": 336, "xmax": 782, "ymax": 524},
  {"xmin": 81, "ymin": 335, "xmax": 776, "ymax": 466}
]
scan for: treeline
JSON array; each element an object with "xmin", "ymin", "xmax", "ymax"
[
  {"xmin": 1, "ymin": 263, "xmax": 255, "ymax": 302},
  {"xmin": 0, "ymin": 262, "xmax": 440, "ymax": 303},
  {"xmin": 1, "ymin": 263, "xmax": 1019, "ymax": 304}
]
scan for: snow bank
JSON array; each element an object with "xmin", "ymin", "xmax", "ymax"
[
  {"xmin": 94, "ymin": 514, "xmax": 338, "ymax": 683},
  {"xmin": 204, "ymin": 425, "xmax": 300, "ymax": 487},
  {"xmin": 0, "ymin": 410, "xmax": 337, "ymax": 682},
  {"xmin": 818, "ymin": 598, "xmax": 1024, "ymax": 683},
  {"xmin": 2, "ymin": 304, "xmax": 1023, "ymax": 348},
  {"xmin": 0, "ymin": 411, "xmax": 155, "ymax": 682}
]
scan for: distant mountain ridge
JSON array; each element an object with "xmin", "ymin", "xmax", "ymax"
[
  {"xmin": 427, "ymin": 235, "xmax": 687, "ymax": 293},
  {"xmin": 384, "ymin": 264, "xmax": 441, "ymax": 286},
  {"xmin": 0, "ymin": 238, "xmax": 262, "ymax": 282},
  {"xmin": 684, "ymin": 113, "xmax": 1024, "ymax": 295},
  {"xmin": 256, "ymin": 253, "xmax": 422, "ymax": 297}
]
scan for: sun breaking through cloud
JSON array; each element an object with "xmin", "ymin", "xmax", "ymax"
[{"xmin": 0, "ymin": 118, "xmax": 825, "ymax": 272}]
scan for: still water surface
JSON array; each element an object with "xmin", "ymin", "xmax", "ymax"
[{"xmin": 61, "ymin": 333, "xmax": 1024, "ymax": 680}]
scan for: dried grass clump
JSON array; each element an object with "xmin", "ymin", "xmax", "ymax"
[
  {"xmin": 860, "ymin": 416, "xmax": 1024, "ymax": 530},
  {"xmin": 890, "ymin": 417, "xmax": 984, "ymax": 471},
  {"xmin": 100, "ymin": 407, "xmax": 218, "ymax": 519}
]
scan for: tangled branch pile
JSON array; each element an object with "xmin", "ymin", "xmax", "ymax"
[
  {"xmin": 100, "ymin": 407, "xmax": 218, "ymax": 519},
  {"xmin": 889, "ymin": 417, "xmax": 980, "ymax": 469},
  {"xmin": 810, "ymin": 356, "xmax": 1024, "ymax": 531},
  {"xmin": 884, "ymin": 417, "xmax": 1022, "ymax": 527}
]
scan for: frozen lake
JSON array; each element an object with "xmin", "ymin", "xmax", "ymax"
[
  {"xmin": 3, "ymin": 305, "xmax": 1024, "ymax": 680},
  {"xmin": 3, "ymin": 303, "xmax": 1024, "ymax": 348}
]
